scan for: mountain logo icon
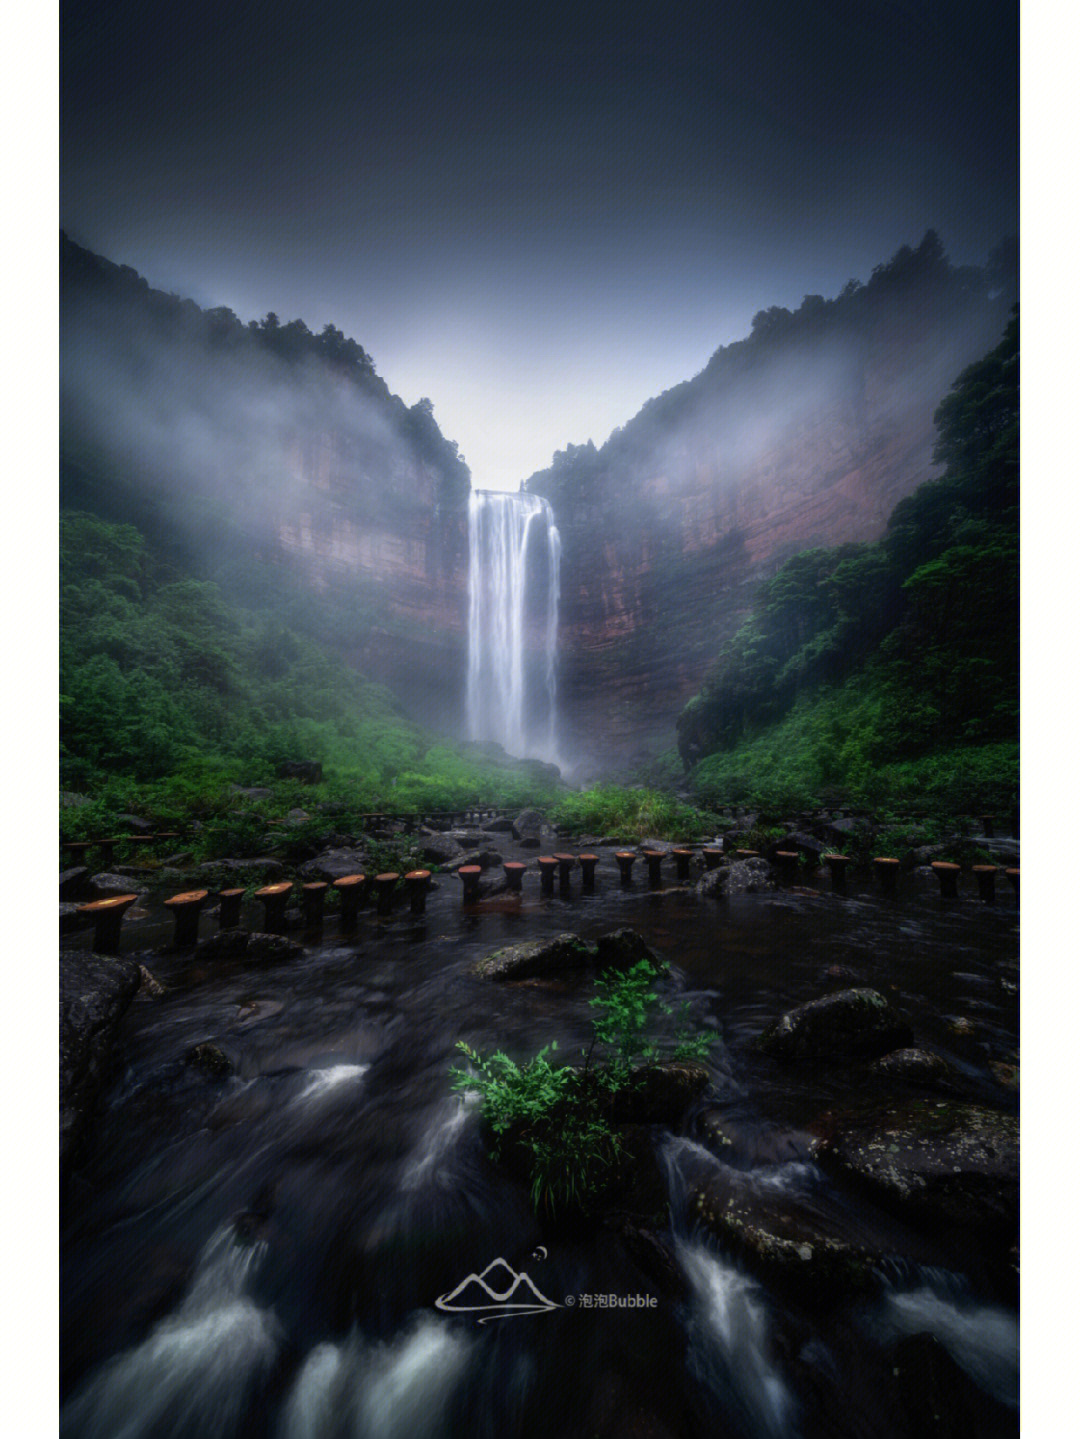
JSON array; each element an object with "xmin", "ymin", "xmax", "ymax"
[{"xmin": 435, "ymin": 1257, "xmax": 562, "ymax": 1323}]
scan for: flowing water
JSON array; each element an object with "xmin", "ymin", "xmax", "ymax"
[
  {"xmin": 465, "ymin": 491, "xmax": 560, "ymax": 763},
  {"xmin": 61, "ymin": 866, "xmax": 1019, "ymax": 1437}
]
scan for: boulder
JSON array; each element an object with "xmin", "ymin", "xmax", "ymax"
[
  {"xmin": 775, "ymin": 831, "xmax": 827, "ymax": 861},
  {"xmin": 482, "ymin": 817, "xmax": 514, "ymax": 833},
  {"xmin": 612, "ymin": 1062, "xmax": 709, "ymax": 1123},
  {"xmin": 694, "ymin": 868, "xmax": 727, "ymax": 899},
  {"xmin": 192, "ymin": 857, "xmax": 287, "ymax": 885},
  {"xmin": 594, "ymin": 929, "xmax": 665, "ymax": 973},
  {"xmin": 518, "ymin": 836, "xmax": 542, "ymax": 849},
  {"xmin": 815, "ymin": 1098, "xmax": 1019, "ymax": 1238},
  {"xmin": 869, "ymin": 1048, "xmax": 957, "ymax": 1088},
  {"xmin": 116, "ymin": 813, "xmax": 155, "ymax": 833},
  {"xmin": 59, "ymin": 867, "xmax": 92, "ymax": 900},
  {"xmin": 183, "ymin": 1042, "xmax": 233, "ymax": 1077},
  {"xmin": 60, "ymin": 949, "xmax": 141, "ymax": 1169},
  {"xmin": 695, "ymin": 858, "xmax": 776, "ymax": 898},
  {"xmin": 473, "ymin": 932, "xmax": 592, "ymax": 980},
  {"xmin": 692, "ymin": 1170, "xmax": 879, "ymax": 1302},
  {"xmin": 511, "ymin": 807, "xmax": 545, "ymax": 841},
  {"xmin": 60, "ymin": 902, "xmax": 90, "ymax": 934},
  {"xmin": 89, "ymin": 872, "xmax": 147, "ymax": 901},
  {"xmin": 285, "ymin": 808, "xmax": 311, "ymax": 826},
  {"xmin": 419, "ymin": 836, "xmax": 464, "ymax": 866},
  {"xmin": 298, "ymin": 847, "xmax": 368, "ymax": 883},
  {"xmin": 758, "ymin": 988, "xmax": 913, "ymax": 1061}
]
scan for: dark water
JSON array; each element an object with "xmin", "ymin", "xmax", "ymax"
[{"xmin": 61, "ymin": 864, "xmax": 1019, "ymax": 1438}]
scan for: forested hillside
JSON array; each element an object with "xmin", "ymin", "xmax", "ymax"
[{"xmin": 677, "ymin": 310, "xmax": 1018, "ymax": 815}]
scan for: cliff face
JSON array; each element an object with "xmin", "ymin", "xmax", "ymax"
[
  {"xmin": 528, "ymin": 239, "xmax": 1015, "ymax": 769},
  {"xmin": 60, "ymin": 233, "xmax": 472, "ymax": 732}
]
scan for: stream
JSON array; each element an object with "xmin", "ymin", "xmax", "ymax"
[{"xmin": 61, "ymin": 861, "xmax": 1019, "ymax": 1437}]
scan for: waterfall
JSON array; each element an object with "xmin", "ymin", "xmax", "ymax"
[{"xmin": 466, "ymin": 491, "xmax": 560, "ymax": 763}]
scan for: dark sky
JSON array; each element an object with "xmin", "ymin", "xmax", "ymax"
[{"xmin": 62, "ymin": 0, "xmax": 1018, "ymax": 490}]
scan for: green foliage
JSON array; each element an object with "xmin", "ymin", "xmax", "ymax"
[
  {"xmin": 549, "ymin": 785, "xmax": 715, "ymax": 841},
  {"xmin": 451, "ymin": 963, "xmax": 711, "ymax": 1217},
  {"xmin": 678, "ymin": 311, "xmax": 1019, "ymax": 805}
]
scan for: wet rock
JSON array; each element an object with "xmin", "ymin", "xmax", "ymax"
[
  {"xmin": 989, "ymin": 1061, "xmax": 1019, "ymax": 1091},
  {"xmin": 137, "ymin": 964, "xmax": 165, "ymax": 998},
  {"xmin": 419, "ymin": 835, "xmax": 464, "ymax": 866},
  {"xmin": 691, "ymin": 1169, "xmax": 879, "ymax": 1302},
  {"xmin": 61, "ymin": 949, "xmax": 141, "ymax": 1170},
  {"xmin": 511, "ymin": 807, "xmax": 545, "ymax": 841},
  {"xmin": 482, "ymin": 817, "xmax": 514, "ymax": 833},
  {"xmin": 89, "ymin": 871, "xmax": 148, "ymax": 900},
  {"xmin": 183, "ymin": 1042, "xmax": 233, "ymax": 1078},
  {"xmin": 870, "ymin": 1048, "xmax": 957, "ymax": 1088},
  {"xmin": 595, "ymin": 928, "xmax": 665, "ymax": 973},
  {"xmin": 474, "ymin": 932, "xmax": 593, "ymax": 980},
  {"xmin": 480, "ymin": 849, "xmax": 504, "ymax": 869},
  {"xmin": 758, "ymin": 988, "xmax": 913, "ymax": 1061},
  {"xmin": 60, "ymin": 866, "xmax": 92, "ymax": 900},
  {"xmin": 695, "ymin": 1109, "xmax": 820, "ymax": 1165},
  {"xmin": 776, "ymin": 831, "xmax": 828, "ymax": 861},
  {"xmin": 297, "ymin": 847, "xmax": 367, "ymax": 882},
  {"xmin": 612, "ymin": 1062, "xmax": 709, "ymax": 1124},
  {"xmin": 195, "ymin": 930, "xmax": 304, "ymax": 965},
  {"xmin": 815, "ymin": 1098, "xmax": 1019, "ymax": 1238},
  {"xmin": 60, "ymin": 902, "xmax": 91, "ymax": 933},
  {"xmin": 193, "ymin": 857, "xmax": 287, "ymax": 885},
  {"xmin": 694, "ymin": 868, "xmax": 726, "ymax": 899},
  {"xmin": 518, "ymin": 836, "xmax": 542, "ymax": 849},
  {"xmin": 723, "ymin": 857, "xmax": 777, "ymax": 894},
  {"xmin": 826, "ymin": 816, "xmax": 869, "ymax": 842}
]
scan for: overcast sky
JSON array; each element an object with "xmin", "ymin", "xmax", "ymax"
[{"xmin": 61, "ymin": 0, "xmax": 1017, "ymax": 491}]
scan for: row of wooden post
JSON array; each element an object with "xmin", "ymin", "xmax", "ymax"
[{"xmin": 75, "ymin": 870, "xmax": 433, "ymax": 954}]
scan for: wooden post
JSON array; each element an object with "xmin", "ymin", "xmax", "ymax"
[
  {"xmin": 217, "ymin": 888, "xmax": 245, "ymax": 929},
  {"xmin": 164, "ymin": 889, "xmax": 208, "ymax": 947},
  {"xmin": 773, "ymin": 850, "xmax": 799, "ymax": 885},
  {"xmin": 302, "ymin": 881, "xmax": 328, "ymax": 930},
  {"xmin": 405, "ymin": 870, "xmax": 431, "ymax": 915},
  {"xmin": 76, "ymin": 894, "xmax": 138, "ymax": 954},
  {"xmin": 503, "ymin": 861, "xmax": 526, "ymax": 893},
  {"xmin": 333, "ymin": 874, "xmax": 367, "ymax": 930},
  {"xmin": 873, "ymin": 857, "xmax": 900, "ymax": 895},
  {"xmin": 642, "ymin": 850, "xmax": 664, "ymax": 887},
  {"xmin": 553, "ymin": 853, "xmax": 576, "ymax": 889},
  {"xmin": 615, "ymin": 852, "xmax": 637, "ymax": 884},
  {"xmin": 931, "ymin": 861, "xmax": 960, "ymax": 898},
  {"xmin": 458, "ymin": 865, "xmax": 481, "ymax": 903},
  {"xmin": 973, "ymin": 864, "xmax": 998, "ymax": 904},
  {"xmin": 537, "ymin": 857, "xmax": 558, "ymax": 894},
  {"xmin": 578, "ymin": 854, "xmax": 598, "ymax": 890},
  {"xmin": 823, "ymin": 854, "xmax": 850, "ymax": 892},
  {"xmin": 702, "ymin": 848, "xmax": 723, "ymax": 871},
  {"xmin": 374, "ymin": 872, "xmax": 400, "ymax": 916},
  {"xmin": 255, "ymin": 882, "xmax": 293, "ymax": 933},
  {"xmin": 671, "ymin": 849, "xmax": 694, "ymax": 882}
]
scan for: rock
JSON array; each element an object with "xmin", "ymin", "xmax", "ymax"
[
  {"xmin": 195, "ymin": 931, "xmax": 304, "ymax": 965},
  {"xmin": 776, "ymin": 831, "xmax": 827, "ymax": 861},
  {"xmin": 285, "ymin": 808, "xmax": 311, "ymax": 826},
  {"xmin": 480, "ymin": 849, "xmax": 505, "ymax": 869},
  {"xmin": 594, "ymin": 928, "xmax": 665, "ymax": 973},
  {"xmin": 990, "ymin": 1061, "xmax": 1019, "ymax": 1091},
  {"xmin": 89, "ymin": 872, "xmax": 147, "ymax": 900},
  {"xmin": 137, "ymin": 964, "xmax": 166, "ymax": 998},
  {"xmin": 612, "ymin": 1062, "xmax": 710, "ymax": 1123},
  {"xmin": 61, "ymin": 791, "xmax": 91, "ymax": 807},
  {"xmin": 482, "ymin": 817, "xmax": 514, "ymax": 833},
  {"xmin": 869, "ymin": 1048, "xmax": 957, "ymax": 1088},
  {"xmin": 229, "ymin": 786, "xmax": 274, "ymax": 800},
  {"xmin": 192, "ymin": 857, "xmax": 287, "ymax": 885},
  {"xmin": 184, "ymin": 1043, "xmax": 233, "ymax": 1078},
  {"xmin": 511, "ymin": 807, "xmax": 545, "ymax": 841},
  {"xmin": 695, "ymin": 868, "xmax": 727, "ymax": 899},
  {"xmin": 297, "ymin": 847, "xmax": 367, "ymax": 883},
  {"xmin": 59, "ymin": 866, "xmax": 92, "ymax": 900},
  {"xmin": 725, "ymin": 857, "xmax": 777, "ymax": 894},
  {"xmin": 474, "ymin": 932, "xmax": 592, "ymax": 980},
  {"xmin": 61, "ymin": 949, "xmax": 141, "ymax": 1170},
  {"xmin": 758, "ymin": 988, "xmax": 913, "ymax": 1061},
  {"xmin": 60, "ymin": 902, "xmax": 90, "ymax": 933},
  {"xmin": 815, "ymin": 1098, "xmax": 1019, "ymax": 1238},
  {"xmin": 692, "ymin": 1169, "xmax": 879, "ymax": 1301},
  {"xmin": 518, "ymin": 836, "xmax": 542, "ymax": 849},
  {"xmin": 419, "ymin": 836, "xmax": 464, "ymax": 866}
]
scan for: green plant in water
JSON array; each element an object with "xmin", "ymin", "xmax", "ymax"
[{"xmin": 451, "ymin": 961, "xmax": 711, "ymax": 1217}]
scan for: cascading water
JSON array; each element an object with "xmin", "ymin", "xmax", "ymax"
[{"xmin": 466, "ymin": 490, "xmax": 560, "ymax": 764}]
